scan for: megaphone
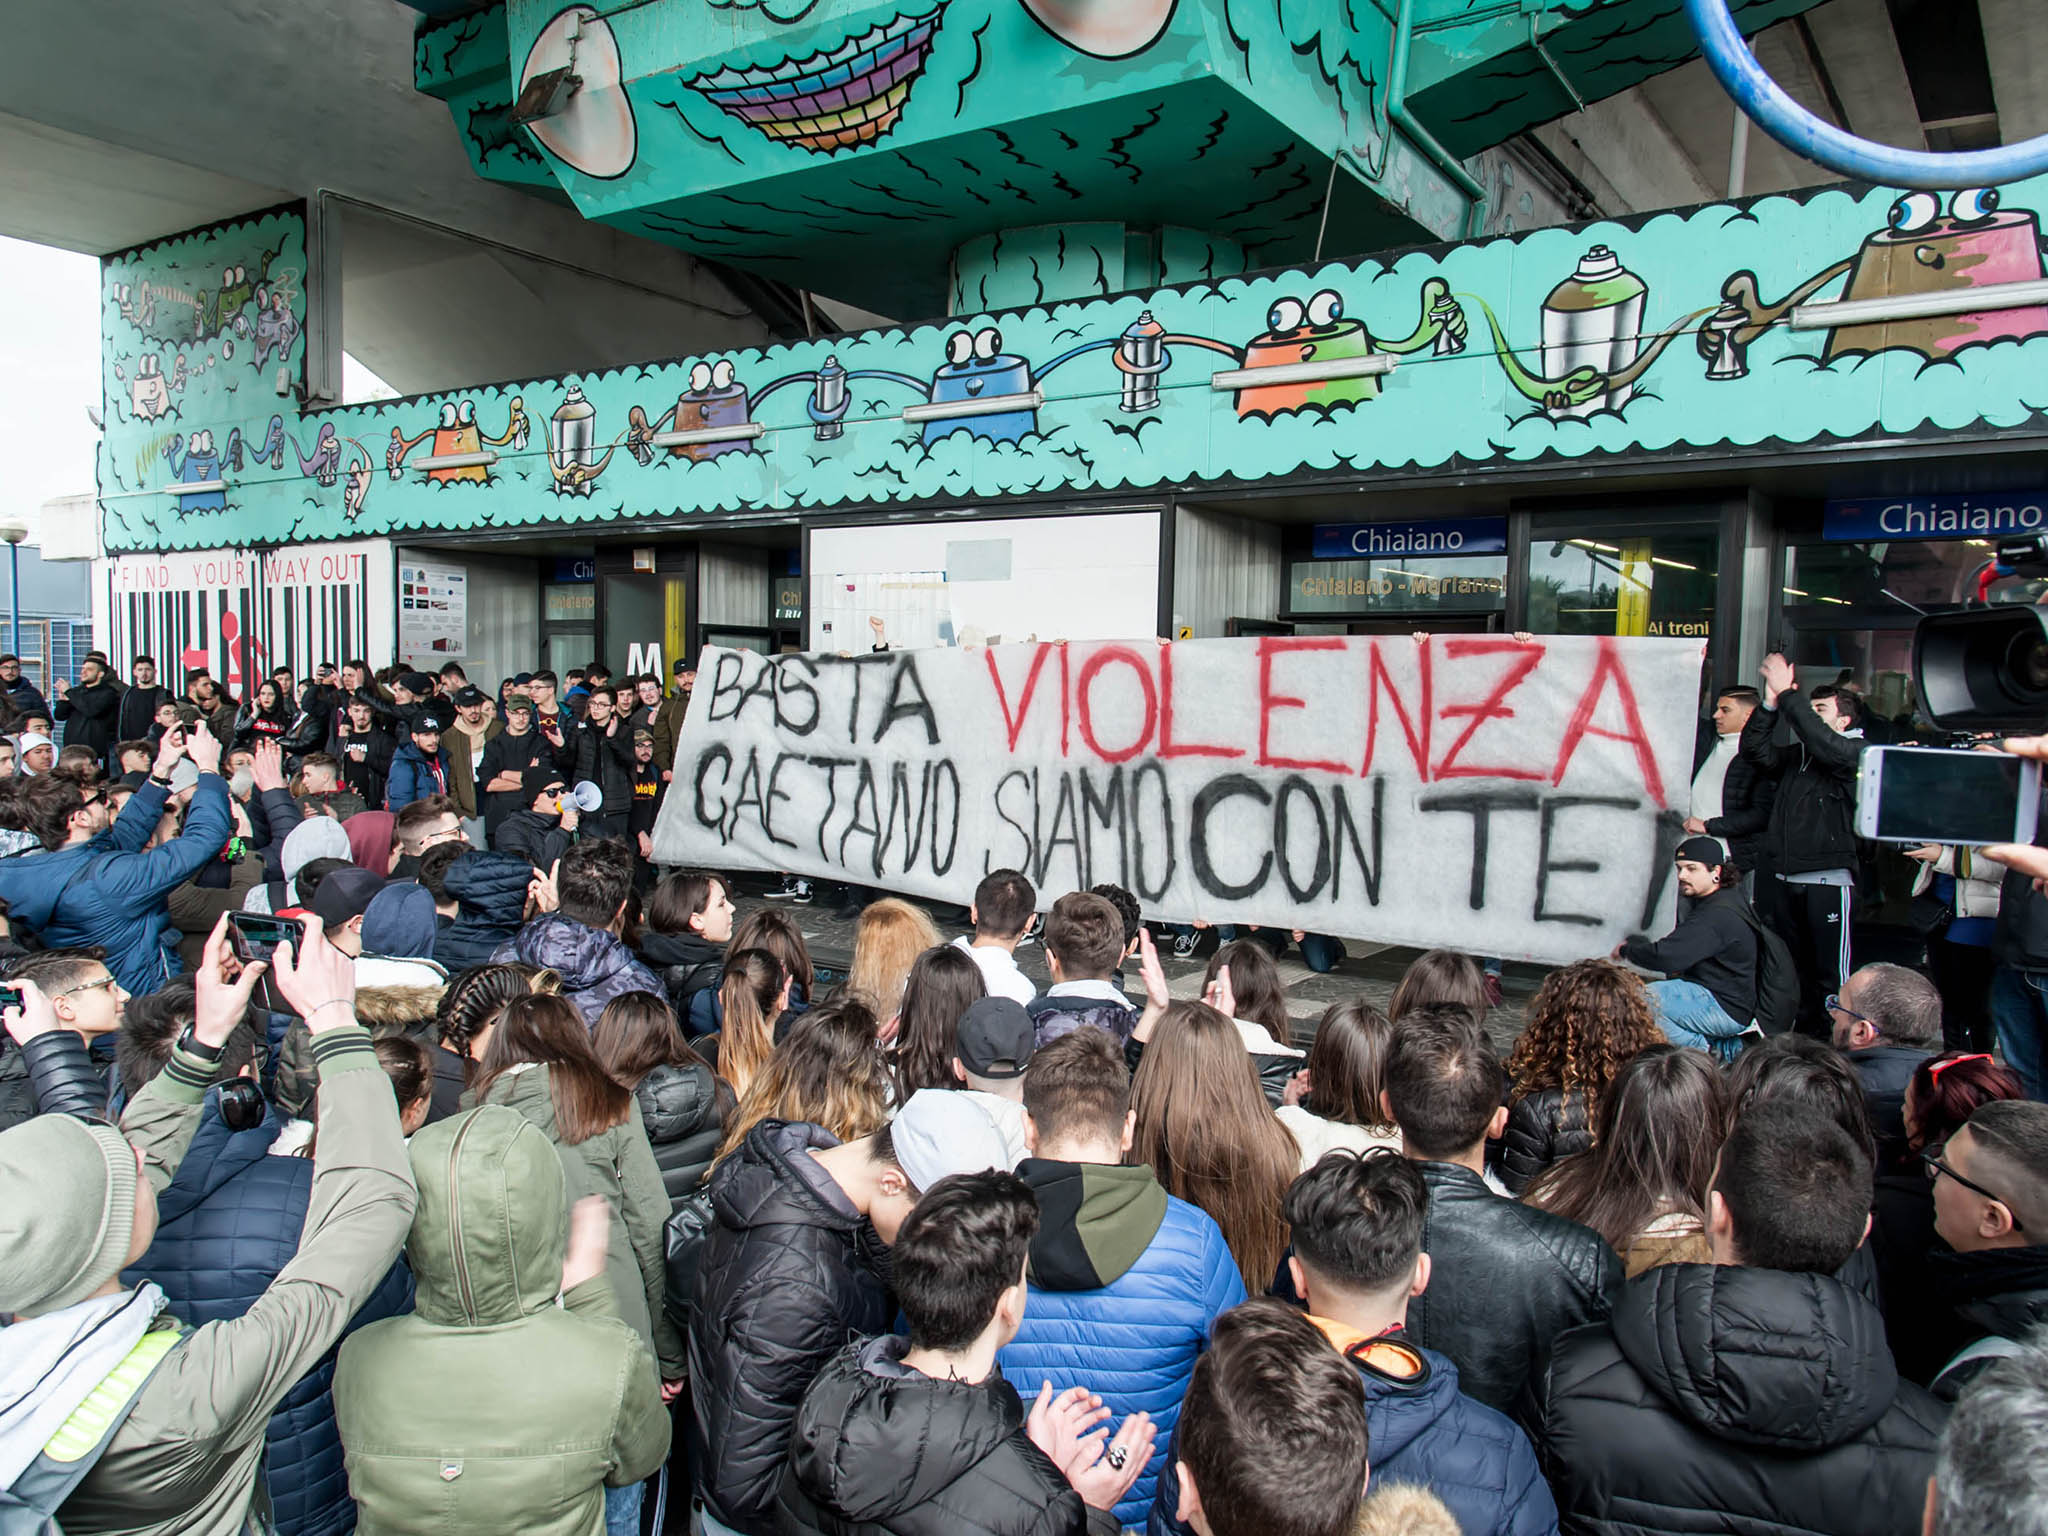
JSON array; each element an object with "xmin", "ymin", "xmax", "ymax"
[{"xmin": 569, "ymin": 780, "xmax": 605, "ymax": 813}]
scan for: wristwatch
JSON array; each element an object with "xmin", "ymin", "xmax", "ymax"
[{"xmin": 174, "ymin": 1023, "xmax": 225, "ymax": 1062}]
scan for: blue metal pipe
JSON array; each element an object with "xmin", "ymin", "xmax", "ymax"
[{"xmin": 1685, "ymin": 0, "xmax": 2048, "ymax": 189}]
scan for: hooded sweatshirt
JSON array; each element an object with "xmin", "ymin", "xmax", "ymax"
[
  {"xmin": 334, "ymin": 1106, "xmax": 669, "ymax": 1536},
  {"xmin": 493, "ymin": 914, "xmax": 665, "ymax": 1028},
  {"xmin": 996, "ymin": 1158, "xmax": 1245, "ymax": 1525}
]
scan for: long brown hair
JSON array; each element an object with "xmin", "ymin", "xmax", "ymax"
[
  {"xmin": 472, "ymin": 992, "xmax": 633, "ymax": 1145},
  {"xmin": 1129, "ymin": 1000, "xmax": 1299, "ymax": 1292},
  {"xmin": 892, "ymin": 944, "xmax": 985, "ymax": 1098},
  {"xmin": 1506, "ymin": 959, "xmax": 1662, "ymax": 1122},
  {"xmin": 715, "ymin": 998, "xmax": 892, "ymax": 1162},
  {"xmin": 731, "ymin": 907, "xmax": 813, "ymax": 998},
  {"xmin": 716, "ymin": 948, "xmax": 787, "ymax": 1101},
  {"xmin": 1204, "ymin": 940, "xmax": 1291, "ymax": 1042},
  {"xmin": 1300, "ymin": 999, "xmax": 1396, "ymax": 1132},
  {"xmin": 1525, "ymin": 1044, "xmax": 1727, "ymax": 1251},
  {"xmin": 1389, "ymin": 949, "xmax": 1488, "ymax": 1021},
  {"xmin": 592, "ymin": 989, "xmax": 714, "ymax": 1086},
  {"xmin": 849, "ymin": 898, "xmax": 940, "ymax": 1019}
]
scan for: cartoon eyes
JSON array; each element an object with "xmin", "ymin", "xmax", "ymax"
[
  {"xmin": 945, "ymin": 328, "xmax": 1004, "ymax": 365},
  {"xmin": 458, "ymin": 400, "xmax": 476, "ymax": 424},
  {"xmin": 233, "ymin": 267, "xmax": 246, "ymax": 285},
  {"xmin": 1889, "ymin": 192, "xmax": 1943, "ymax": 234},
  {"xmin": 711, "ymin": 359, "xmax": 736, "ymax": 389},
  {"xmin": 1307, "ymin": 290, "xmax": 1344, "ymax": 328},
  {"xmin": 1952, "ymin": 187, "xmax": 2000, "ymax": 225},
  {"xmin": 439, "ymin": 403, "xmax": 458, "ymax": 429},
  {"xmin": 222, "ymin": 267, "xmax": 235, "ymax": 286},
  {"xmin": 190, "ymin": 430, "xmax": 214, "ymax": 454},
  {"xmin": 1268, "ymin": 297, "xmax": 1305, "ymax": 333},
  {"xmin": 690, "ymin": 361, "xmax": 713, "ymax": 391}
]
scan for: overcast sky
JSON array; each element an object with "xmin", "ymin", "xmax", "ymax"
[{"xmin": 0, "ymin": 236, "xmax": 99, "ymax": 540}]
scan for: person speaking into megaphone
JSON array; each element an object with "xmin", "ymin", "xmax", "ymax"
[{"xmin": 570, "ymin": 683, "xmax": 637, "ymax": 842}]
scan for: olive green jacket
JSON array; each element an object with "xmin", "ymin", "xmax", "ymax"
[
  {"xmin": 58, "ymin": 1025, "xmax": 417, "ymax": 1536},
  {"xmin": 334, "ymin": 1106, "xmax": 670, "ymax": 1536}
]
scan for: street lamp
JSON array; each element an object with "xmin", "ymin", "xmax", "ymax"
[{"xmin": 0, "ymin": 525, "xmax": 26, "ymax": 661}]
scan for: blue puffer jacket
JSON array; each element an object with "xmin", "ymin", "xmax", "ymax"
[
  {"xmin": 435, "ymin": 850, "xmax": 533, "ymax": 974},
  {"xmin": 383, "ymin": 742, "xmax": 451, "ymax": 811},
  {"xmin": 124, "ymin": 1087, "xmax": 414, "ymax": 1536},
  {"xmin": 996, "ymin": 1158, "xmax": 1245, "ymax": 1526},
  {"xmin": 493, "ymin": 912, "xmax": 665, "ymax": 1027},
  {"xmin": 0, "ymin": 776, "xmax": 232, "ymax": 995},
  {"xmin": 1147, "ymin": 1325, "xmax": 1558, "ymax": 1536}
]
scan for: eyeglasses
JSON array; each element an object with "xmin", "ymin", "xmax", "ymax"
[
  {"xmin": 1824, "ymin": 993, "xmax": 1874, "ymax": 1029},
  {"xmin": 1922, "ymin": 1147, "xmax": 2025, "ymax": 1231},
  {"xmin": 57, "ymin": 974, "xmax": 118, "ymax": 999}
]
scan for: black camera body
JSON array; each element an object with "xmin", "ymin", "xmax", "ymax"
[{"xmin": 1914, "ymin": 532, "xmax": 2048, "ymax": 732}]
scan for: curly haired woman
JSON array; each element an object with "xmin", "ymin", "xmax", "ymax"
[{"xmin": 1499, "ymin": 959, "xmax": 1663, "ymax": 1195}]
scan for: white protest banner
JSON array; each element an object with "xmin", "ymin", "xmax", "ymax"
[{"xmin": 650, "ymin": 634, "xmax": 1706, "ymax": 963}]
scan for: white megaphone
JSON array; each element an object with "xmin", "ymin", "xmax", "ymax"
[{"xmin": 569, "ymin": 780, "xmax": 605, "ymax": 813}]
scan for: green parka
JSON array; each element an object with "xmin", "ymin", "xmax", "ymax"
[{"xmin": 333, "ymin": 1105, "xmax": 670, "ymax": 1536}]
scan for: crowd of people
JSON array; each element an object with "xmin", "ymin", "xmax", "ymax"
[{"xmin": 1, "ymin": 650, "xmax": 2047, "ymax": 1536}]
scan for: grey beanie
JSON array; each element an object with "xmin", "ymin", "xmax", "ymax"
[
  {"xmin": 0, "ymin": 1115, "xmax": 141, "ymax": 1317},
  {"xmin": 282, "ymin": 814, "xmax": 353, "ymax": 882}
]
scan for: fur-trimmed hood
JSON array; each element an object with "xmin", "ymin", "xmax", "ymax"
[
  {"xmin": 1354, "ymin": 1484, "xmax": 1460, "ymax": 1536},
  {"xmin": 353, "ymin": 983, "xmax": 446, "ymax": 1034}
]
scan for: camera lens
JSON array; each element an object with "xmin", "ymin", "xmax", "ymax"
[{"xmin": 2010, "ymin": 630, "xmax": 2048, "ymax": 694}]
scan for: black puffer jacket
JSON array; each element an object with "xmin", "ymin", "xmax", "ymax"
[
  {"xmin": 1741, "ymin": 692, "xmax": 1863, "ymax": 875},
  {"xmin": 1701, "ymin": 748, "xmax": 1777, "ymax": 872},
  {"xmin": 779, "ymin": 1335, "xmax": 1112, "ymax": 1536},
  {"xmin": 686, "ymin": 1120, "xmax": 894, "ymax": 1536},
  {"xmin": 1498, "ymin": 1085, "xmax": 1592, "ymax": 1195},
  {"xmin": 637, "ymin": 1059, "xmax": 724, "ymax": 1211},
  {"xmin": 636, "ymin": 929, "xmax": 725, "ymax": 1033},
  {"xmin": 1407, "ymin": 1161, "xmax": 1620, "ymax": 1413},
  {"xmin": 0, "ymin": 1026, "xmax": 114, "ymax": 1129},
  {"xmin": 1530, "ymin": 1263, "xmax": 1945, "ymax": 1534},
  {"xmin": 1924, "ymin": 1244, "xmax": 2048, "ymax": 1398},
  {"xmin": 435, "ymin": 850, "xmax": 533, "ymax": 974}
]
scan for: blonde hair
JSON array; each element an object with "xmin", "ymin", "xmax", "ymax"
[
  {"xmin": 847, "ymin": 898, "xmax": 940, "ymax": 1019},
  {"xmin": 715, "ymin": 999, "xmax": 891, "ymax": 1163}
]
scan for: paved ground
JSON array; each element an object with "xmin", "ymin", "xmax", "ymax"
[{"xmin": 724, "ymin": 879, "xmax": 1537, "ymax": 1051}]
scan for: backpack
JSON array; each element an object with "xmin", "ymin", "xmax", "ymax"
[
  {"xmin": 1736, "ymin": 902, "xmax": 1801, "ymax": 1035},
  {"xmin": 661, "ymin": 1189, "xmax": 716, "ymax": 1333}
]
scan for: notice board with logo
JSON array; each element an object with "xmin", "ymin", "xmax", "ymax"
[{"xmin": 399, "ymin": 560, "xmax": 467, "ymax": 657}]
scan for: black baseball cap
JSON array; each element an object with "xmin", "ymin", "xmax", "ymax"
[
  {"xmin": 397, "ymin": 671, "xmax": 435, "ymax": 694},
  {"xmin": 452, "ymin": 685, "xmax": 490, "ymax": 708},
  {"xmin": 1675, "ymin": 835, "xmax": 1729, "ymax": 866},
  {"xmin": 311, "ymin": 866, "xmax": 385, "ymax": 927},
  {"xmin": 956, "ymin": 997, "xmax": 1035, "ymax": 1080}
]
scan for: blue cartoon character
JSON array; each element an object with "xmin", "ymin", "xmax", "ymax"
[
  {"xmin": 295, "ymin": 423, "xmax": 341, "ymax": 487},
  {"xmin": 163, "ymin": 430, "xmax": 225, "ymax": 510},
  {"xmin": 921, "ymin": 327, "xmax": 1036, "ymax": 444}
]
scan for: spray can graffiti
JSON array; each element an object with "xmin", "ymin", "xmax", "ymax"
[
  {"xmin": 810, "ymin": 355, "xmax": 848, "ymax": 440},
  {"xmin": 550, "ymin": 386, "xmax": 598, "ymax": 475},
  {"xmin": 1117, "ymin": 312, "xmax": 1168, "ymax": 412},
  {"xmin": 1540, "ymin": 246, "xmax": 1646, "ymax": 419}
]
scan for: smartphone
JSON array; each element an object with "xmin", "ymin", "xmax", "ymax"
[
  {"xmin": 1856, "ymin": 746, "xmax": 2042, "ymax": 845},
  {"xmin": 0, "ymin": 984, "xmax": 22, "ymax": 1013},
  {"xmin": 227, "ymin": 912, "xmax": 305, "ymax": 964}
]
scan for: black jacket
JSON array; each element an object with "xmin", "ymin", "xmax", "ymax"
[
  {"xmin": 494, "ymin": 809, "xmax": 575, "ymax": 873},
  {"xmin": 335, "ymin": 724, "xmax": 396, "ymax": 809},
  {"xmin": 3, "ymin": 675, "xmax": 49, "ymax": 722},
  {"xmin": 1621, "ymin": 885, "xmax": 1759, "ymax": 1027},
  {"xmin": 778, "ymin": 1335, "xmax": 1112, "ymax": 1536},
  {"xmin": 637, "ymin": 929, "xmax": 726, "ymax": 1031},
  {"xmin": 1741, "ymin": 693, "xmax": 1863, "ymax": 876},
  {"xmin": 637, "ymin": 1059, "xmax": 724, "ymax": 1211},
  {"xmin": 0, "ymin": 1026, "xmax": 112, "ymax": 1130},
  {"xmin": 1700, "ymin": 748, "xmax": 1777, "ymax": 872},
  {"xmin": 55, "ymin": 679, "xmax": 123, "ymax": 759},
  {"xmin": 1498, "ymin": 1086, "xmax": 1591, "ymax": 1196},
  {"xmin": 116, "ymin": 682, "xmax": 172, "ymax": 745},
  {"xmin": 435, "ymin": 850, "xmax": 533, "ymax": 973},
  {"xmin": 1995, "ymin": 864, "xmax": 2048, "ymax": 971},
  {"xmin": 1529, "ymin": 1263, "xmax": 1945, "ymax": 1535},
  {"xmin": 572, "ymin": 719, "xmax": 636, "ymax": 814},
  {"xmin": 1924, "ymin": 1244, "xmax": 2048, "ymax": 1398},
  {"xmin": 1406, "ymin": 1161, "xmax": 1620, "ymax": 1413},
  {"xmin": 475, "ymin": 728, "xmax": 569, "ymax": 841},
  {"xmin": 1849, "ymin": 1044, "xmax": 1930, "ymax": 1164},
  {"xmin": 687, "ymin": 1120, "xmax": 895, "ymax": 1536}
]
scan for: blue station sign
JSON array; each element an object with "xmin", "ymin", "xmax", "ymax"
[
  {"xmin": 1824, "ymin": 494, "xmax": 2048, "ymax": 543},
  {"xmin": 1311, "ymin": 516, "xmax": 1509, "ymax": 560}
]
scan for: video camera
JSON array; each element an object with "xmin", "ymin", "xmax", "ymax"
[{"xmin": 1914, "ymin": 531, "xmax": 2048, "ymax": 732}]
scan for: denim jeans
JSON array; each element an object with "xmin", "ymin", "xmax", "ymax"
[
  {"xmin": 1647, "ymin": 980, "xmax": 1751, "ymax": 1062},
  {"xmin": 605, "ymin": 1479, "xmax": 643, "ymax": 1536},
  {"xmin": 1297, "ymin": 933, "xmax": 1346, "ymax": 973},
  {"xmin": 1990, "ymin": 964, "xmax": 2048, "ymax": 1100}
]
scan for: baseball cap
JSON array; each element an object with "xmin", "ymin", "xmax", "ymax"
[
  {"xmin": 956, "ymin": 997, "xmax": 1035, "ymax": 1080},
  {"xmin": 513, "ymin": 671, "xmax": 535, "ymax": 686},
  {"xmin": 503, "ymin": 693, "xmax": 535, "ymax": 714},
  {"xmin": 312, "ymin": 865, "xmax": 386, "ymax": 927},
  {"xmin": 452, "ymin": 685, "xmax": 490, "ymax": 708},
  {"xmin": 398, "ymin": 671, "xmax": 435, "ymax": 694},
  {"xmin": 1675, "ymin": 835, "xmax": 1729, "ymax": 866},
  {"xmin": 631, "ymin": 727, "xmax": 654, "ymax": 745},
  {"xmin": 888, "ymin": 1089, "xmax": 1010, "ymax": 1191}
]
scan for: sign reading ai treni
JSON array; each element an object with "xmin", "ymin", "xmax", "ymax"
[
  {"xmin": 1311, "ymin": 517, "xmax": 1508, "ymax": 559},
  {"xmin": 1824, "ymin": 495, "xmax": 2048, "ymax": 543}
]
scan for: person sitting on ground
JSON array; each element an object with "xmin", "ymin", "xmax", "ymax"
[
  {"xmin": 952, "ymin": 867, "xmax": 1038, "ymax": 1005},
  {"xmin": 415, "ymin": 840, "xmax": 463, "ymax": 926},
  {"xmin": 1524, "ymin": 1043, "xmax": 1727, "ymax": 1276},
  {"xmin": 593, "ymin": 988, "xmax": 725, "ymax": 1212},
  {"xmin": 1500, "ymin": 959, "xmax": 1664, "ymax": 1194},
  {"xmin": 1618, "ymin": 835, "xmax": 1760, "ymax": 1058},
  {"xmin": 0, "ymin": 948, "xmax": 128, "ymax": 1120},
  {"xmin": 1129, "ymin": 1000, "xmax": 1298, "ymax": 1294},
  {"xmin": 1530, "ymin": 1104, "xmax": 1945, "ymax": 1535},
  {"xmin": 706, "ymin": 947, "xmax": 791, "ymax": 1101},
  {"xmin": 372, "ymin": 1035, "xmax": 436, "ymax": 1137},
  {"xmin": 1924, "ymin": 1334, "xmax": 2048, "ymax": 1536},
  {"xmin": 998, "ymin": 1027, "xmax": 1245, "ymax": 1524},
  {"xmin": 388, "ymin": 794, "xmax": 463, "ymax": 881},
  {"xmin": 422, "ymin": 962, "xmax": 550, "ymax": 1123},
  {"xmin": 1201, "ymin": 940, "xmax": 1306, "ymax": 1105},
  {"xmin": 114, "ymin": 739, "xmax": 154, "ymax": 788},
  {"xmin": 0, "ymin": 910, "xmax": 416, "ymax": 1536},
  {"xmin": 1922, "ymin": 1098, "xmax": 2048, "ymax": 1398},
  {"xmin": 1277, "ymin": 999, "xmax": 1402, "ymax": 1171},
  {"xmin": 952, "ymin": 996, "xmax": 1036, "ymax": 1166},
  {"xmin": 492, "ymin": 838, "xmax": 662, "ymax": 1027},
  {"xmin": 1165, "ymin": 1299, "xmax": 1387, "ymax": 1536},
  {"xmin": 433, "ymin": 849, "xmax": 536, "ymax": 974},
  {"xmin": 1029, "ymin": 892, "xmax": 1142, "ymax": 1046},
  {"xmin": 729, "ymin": 905, "xmax": 814, "ymax": 1033},
  {"xmin": 635, "ymin": 870, "xmax": 734, "ymax": 1034},
  {"xmin": 315, "ymin": 870, "xmax": 447, "ymax": 989},
  {"xmin": 334, "ymin": 1116, "xmax": 670, "ymax": 1536},
  {"xmin": 687, "ymin": 1087, "xmax": 1014, "ymax": 1536},
  {"xmin": 1385, "ymin": 1004, "xmax": 1620, "ymax": 1412},
  {"xmin": 1829, "ymin": 961, "xmax": 1944, "ymax": 1160},
  {"xmin": 292, "ymin": 752, "xmax": 367, "ymax": 822},
  {"xmin": 889, "ymin": 942, "xmax": 986, "ymax": 1098},
  {"xmin": 710, "ymin": 998, "xmax": 892, "ymax": 1166},
  {"xmin": 1388, "ymin": 948, "xmax": 1491, "ymax": 1022},
  {"xmin": 492, "ymin": 774, "xmax": 579, "ymax": 873},
  {"xmin": 244, "ymin": 814, "xmax": 353, "ymax": 917},
  {"xmin": 780, "ymin": 1169, "xmax": 1153, "ymax": 1536},
  {"xmin": 847, "ymin": 896, "xmax": 940, "ymax": 1022}
]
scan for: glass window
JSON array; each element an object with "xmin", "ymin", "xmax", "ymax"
[
  {"xmin": 1526, "ymin": 531, "xmax": 1716, "ymax": 639},
  {"xmin": 543, "ymin": 583, "xmax": 594, "ymax": 623},
  {"xmin": 1286, "ymin": 555, "xmax": 1506, "ymax": 616}
]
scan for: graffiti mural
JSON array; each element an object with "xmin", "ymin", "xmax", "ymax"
[{"xmin": 97, "ymin": 176, "xmax": 2048, "ymax": 554}]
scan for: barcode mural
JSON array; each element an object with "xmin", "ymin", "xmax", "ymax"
[{"xmin": 95, "ymin": 541, "xmax": 395, "ymax": 691}]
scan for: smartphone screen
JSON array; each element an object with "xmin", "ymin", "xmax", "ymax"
[
  {"xmin": 228, "ymin": 913, "xmax": 303, "ymax": 961},
  {"xmin": 1861, "ymin": 747, "xmax": 2040, "ymax": 844}
]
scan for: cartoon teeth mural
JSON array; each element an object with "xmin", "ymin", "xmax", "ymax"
[
  {"xmin": 97, "ymin": 180, "xmax": 2048, "ymax": 554},
  {"xmin": 683, "ymin": 8, "xmax": 944, "ymax": 155}
]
